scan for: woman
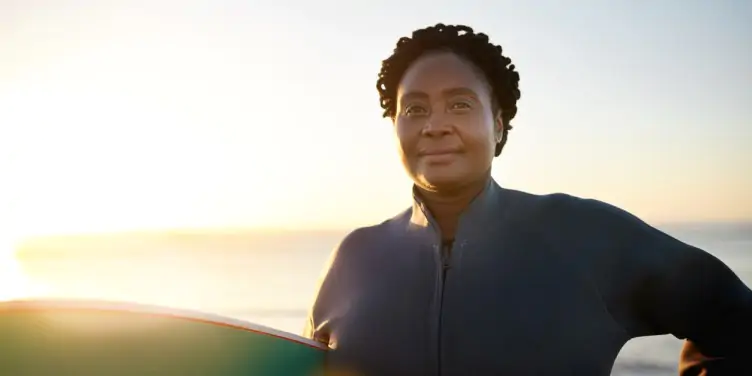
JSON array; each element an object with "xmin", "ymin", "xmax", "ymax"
[{"xmin": 304, "ymin": 24, "xmax": 751, "ymax": 375}]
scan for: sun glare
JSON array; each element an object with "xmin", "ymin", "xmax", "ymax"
[{"xmin": 0, "ymin": 235, "xmax": 49, "ymax": 301}]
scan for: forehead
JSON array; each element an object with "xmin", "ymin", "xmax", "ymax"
[{"xmin": 397, "ymin": 51, "xmax": 491, "ymax": 100}]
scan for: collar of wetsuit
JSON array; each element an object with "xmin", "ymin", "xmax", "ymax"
[{"xmin": 409, "ymin": 177, "xmax": 504, "ymax": 240}]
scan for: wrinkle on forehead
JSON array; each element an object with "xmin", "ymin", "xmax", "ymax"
[{"xmin": 397, "ymin": 50, "xmax": 495, "ymax": 107}]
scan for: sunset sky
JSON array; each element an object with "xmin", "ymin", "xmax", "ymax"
[{"xmin": 2, "ymin": 0, "xmax": 751, "ymax": 243}]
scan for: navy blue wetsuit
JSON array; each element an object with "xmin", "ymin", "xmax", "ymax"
[{"xmin": 304, "ymin": 178, "xmax": 751, "ymax": 375}]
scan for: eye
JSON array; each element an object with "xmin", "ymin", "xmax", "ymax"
[
  {"xmin": 404, "ymin": 104, "xmax": 428, "ymax": 116},
  {"xmin": 449, "ymin": 100, "xmax": 472, "ymax": 111}
]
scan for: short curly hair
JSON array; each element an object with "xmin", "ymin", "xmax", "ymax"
[{"xmin": 376, "ymin": 23, "xmax": 521, "ymax": 157}]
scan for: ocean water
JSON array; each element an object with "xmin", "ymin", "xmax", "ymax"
[{"xmin": 10, "ymin": 223, "xmax": 752, "ymax": 375}]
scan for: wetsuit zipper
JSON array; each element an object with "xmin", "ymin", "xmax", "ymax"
[{"xmin": 437, "ymin": 241, "xmax": 452, "ymax": 375}]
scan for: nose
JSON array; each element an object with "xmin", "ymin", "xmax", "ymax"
[{"xmin": 421, "ymin": 115, "xmax": 453, "ymax": 137}]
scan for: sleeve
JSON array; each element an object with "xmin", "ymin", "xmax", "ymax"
[
  {"xmin": 581, "ymin": 199, "xmax": 752, "ymax": 375},
  {"xmin": 301, "ymin": 246, "xmax": 339, "ymax": 344},
  {"xmin": 643, "ymin": 239, "xmax": 752, "ymax": 375},
  {"xmin": 301, "ymin": 228, "xmax": 366, "ymax": 344}
]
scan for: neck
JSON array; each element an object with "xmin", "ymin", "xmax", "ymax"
[{"xmin": 416, "ymin": 174, "xmax": 490, "ymax": 241}]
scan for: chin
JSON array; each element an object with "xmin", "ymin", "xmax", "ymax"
[{"xmin": 417, "ymin": 167, "xmax": 469, "ymax": 190}]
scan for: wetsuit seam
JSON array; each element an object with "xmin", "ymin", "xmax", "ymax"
[
  {"xmin": 576, "ymin": 259, "xmax": 632, "ymax": 338},
  {"xmin": 564, "ymin": 197, "xmax": 634, "ymax": 339},
  {"xmin": 542, "ymin": 233, "xmax": 632, "ymax": 339}
]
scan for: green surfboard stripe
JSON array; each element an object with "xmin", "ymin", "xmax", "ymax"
[{"xmin": 0, "ymin": 300, "xmax": 326, "ymax": 376}]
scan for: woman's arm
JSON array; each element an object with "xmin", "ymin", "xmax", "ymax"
[
  {"xmin": 638, "ymin": 240, "xmax": 752, "ymax": 375},
  {"xmin": 579, "ymin": 199, "xmax": 752, "ymax": 374}
]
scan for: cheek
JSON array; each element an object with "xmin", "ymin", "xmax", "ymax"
[
  {"xmin": 461, "ymin": 122, "xmax": 496, "ymax": 157},
  {"xmin": 394, "ymin": 123, "xmax": 419, "ymax": 156}
]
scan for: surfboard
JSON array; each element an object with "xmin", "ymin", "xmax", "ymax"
[{"xmin": 0, "ymin": 298, "xmax": 327, "ymax": 376}]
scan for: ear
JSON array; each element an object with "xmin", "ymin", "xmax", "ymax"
[{"xmin": 493, "ymin": 111, "xmax": 504, "ymax": 143}]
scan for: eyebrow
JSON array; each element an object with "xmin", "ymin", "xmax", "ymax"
[{"xmin": 398, "ymin": 87, "xmax": 480, "ymax": 104}]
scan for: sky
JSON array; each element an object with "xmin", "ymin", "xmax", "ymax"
[{"xmin": 1, "ymin": 0, "xmax": 751, "ymax": 241}]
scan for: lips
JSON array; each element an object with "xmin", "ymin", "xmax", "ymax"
[{"xmin": 418, "ymin": 148, "xmax": 460, "ymax": 156}]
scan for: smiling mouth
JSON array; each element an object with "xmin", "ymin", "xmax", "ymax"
[
  {"xmin": 419, "ymin": 151, "xmax": 460, "ymax": 164},
  {"xmin": 419, "ymin": 149, "xmax": 460, "ymax": 157}
]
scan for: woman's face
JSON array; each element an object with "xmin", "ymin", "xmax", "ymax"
[{"xmin": 394, "ymin": 51, "xmax": 502, "ymax": 192}]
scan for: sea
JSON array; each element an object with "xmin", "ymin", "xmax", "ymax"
[{"xmin": 8, "ymin": 222, "xmax": 752, "ymax": 376}]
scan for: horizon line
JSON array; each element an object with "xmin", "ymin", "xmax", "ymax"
[{"xmin": 17, "ymin": 219, "xmax": 752, "ymax": 242}]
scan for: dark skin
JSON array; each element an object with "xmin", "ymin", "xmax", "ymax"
[{"xmin": 393, "ymin": 51, "xmax": 503, "ymax": 241}]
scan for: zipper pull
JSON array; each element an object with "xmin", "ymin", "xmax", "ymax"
[{"xmin": 441, "ymin": 243, "xmax": 452, "ymax": 271}]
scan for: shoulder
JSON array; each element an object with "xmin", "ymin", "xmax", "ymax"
[
  {"xmin": 337, "ymin": 208, "xmax": 410, "ymax": 249},
  {"xmin": 310, "ymin": 224, "xmax": 384, "ymax": 292},
  {"xmin": 504, "ymin": 188, "xmax": 650, "ymax": 232},
  {"xmin": 496, "ymin": 187, "xmax": 584, "ymax": 214},
  {"xmin": 327, "ymin": 225, "xmax": 380, "ymax": 266},
  {"xmin": 311, "ymin": 212, "xmax": 409, "ymax": 301},
  {"xmin": 497, "ymin": 188, "xmax": 609, "ymax": 226},
  {"xmin": 499, "ymin": 188, "xmax": 682, "ymax": 259},
  {"xmin": 511, "ymin": 189, "xmax": 703, "ymax": 276},
  {"xmin": 326, "ymin": 209, "xmax": 409, "ymax": 265}
]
